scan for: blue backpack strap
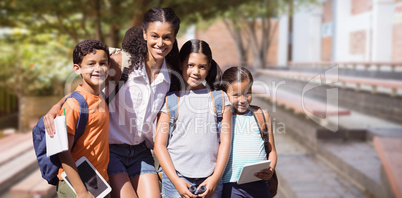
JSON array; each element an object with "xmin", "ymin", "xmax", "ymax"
[
  {"xmin": 165, "ymin": 91, "xmax": 179, "ymax": 144},
  {"xmin": 65, "ymin": 92, "xmax": 89, "ymax": 145},
  {"xmin": 211, "ymin": 90, "xmax": 225, "ymax": 142}
]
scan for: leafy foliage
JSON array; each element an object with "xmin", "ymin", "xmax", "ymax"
[
  {"xmin": 0, "ymin": 31, "xmax": 73, "ymax": 96},
  {"xmin": 0, "ymin": 0, "xmax": 255, "ymax": 97}
]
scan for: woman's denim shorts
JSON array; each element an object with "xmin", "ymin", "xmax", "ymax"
[{"xmin": 107, "ymin": 142, "xmax": 156, "ymax": 179}]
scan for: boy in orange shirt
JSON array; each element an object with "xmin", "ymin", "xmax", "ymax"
[{"xmin": 57, "ymin": 40, "xmax": 110, "ymax": 198}]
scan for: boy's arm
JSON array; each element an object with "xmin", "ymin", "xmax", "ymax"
[
  {"xmin": 44, "ymin": 95, "xmax": 70, "ymax": 137},
  {"xmin": 199, "ymin": 106, "xmax": 232, "ymax": 197},
  {"xmin": 59, "ymin": 134, "xmax": 94, "ymax": 198}
]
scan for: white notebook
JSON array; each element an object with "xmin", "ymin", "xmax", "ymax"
[
  {"xmin": 45, "ymin": 116, "xmax": 68, "ymax": 157},
  {"xmin": 237, "ymin": 160, "xmax": 271, "ymax": 185},
  {"xmin": 61, "ymin": 156, "xmax": 111, "ymax": 198}
]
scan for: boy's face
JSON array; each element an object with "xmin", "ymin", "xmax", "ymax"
[
  {"xmin": 226, "ymin": 80, "xmax": 252, "ymax": 115},
  {"xmin": 74, "ymin": 50, "xmax": 109, "ymax": 91}
]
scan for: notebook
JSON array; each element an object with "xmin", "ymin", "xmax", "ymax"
[{"xmin": 237, "ymin": 160, "xmax": 271, "ymax": 185}]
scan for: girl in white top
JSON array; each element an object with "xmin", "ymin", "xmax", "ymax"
[
  {"xmin": 221, "ymin": 67, "xmax": 277, "ymax": 198},
  {"xmin": 154, "ymin": 39, "xmax": 232, "ymax": 198},
  {"xmin": 44, "ymin": 8, "xmax": 182, "ymax": 198}
]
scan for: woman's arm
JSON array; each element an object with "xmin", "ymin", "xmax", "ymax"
[
  {"xmin": 43, "ymin": 95, "xmax": 69, "ymax": 137},
  {"xmin": 154, "ymin": 112, "xmax": 197, "ymax": 198},
  {"xmin": 199, "ymin": 106, "xmax": 232, "ymax": 197},
  {"xmin": 108, "ymin": 53, "xmax": 122, "ymax": 85}
]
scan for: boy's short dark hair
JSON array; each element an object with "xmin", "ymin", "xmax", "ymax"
[{"xmin": 73, "ymin": 39, "xmax": 110, "ymax": 65}]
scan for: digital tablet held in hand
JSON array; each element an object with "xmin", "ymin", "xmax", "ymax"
[
  {"xmin": 237, "ymin": 160, "xmax": 271, "ymax": 185},
  {"xmin": 61, "ymin": 156, "xmax": 111, "ymax": 198}
]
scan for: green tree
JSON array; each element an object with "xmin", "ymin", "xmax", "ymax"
[
  {"xmin": 0, "ymin": 31, "xmax": 73, "ymax": 130},
  {"xmin": 0, "ymin": 0, "xmax": 253, "ymax": 47},
  {"xmin": 0, "ymin": 0, "xmax": 253, "ymax": 130}
]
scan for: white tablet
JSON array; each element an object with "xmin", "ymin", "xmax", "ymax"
[
  {"xmin": 61, "ymin": 156, "xmax": 111, "ymax": 198},
  {"xmin": 237, "ymin": 160, "xmax": 271, "ymax": 185}
]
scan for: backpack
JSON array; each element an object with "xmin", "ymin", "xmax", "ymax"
[
  {"xmin": 32, "ymin": 92, "xmax": 89, "ymax": 185},
  {"xmin": 165, "ymin": 90, "xmax": 225, "ymax": 143},
  {"xmin": 250, "ymin": 105, "xmax": 278, "ymax": 198}
]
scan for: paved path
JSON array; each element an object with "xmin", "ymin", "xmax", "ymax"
[{"xmin": 252, "ymin": 97, "xmax": 372, "ymax": 198}]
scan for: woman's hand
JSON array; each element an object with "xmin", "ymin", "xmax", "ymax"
[
  {"xmin": 254, "ymin": 166, "xmax": 275, "ymax": 180},
  {"xmin": 43, "ymin": 103, "xmax": 63, "ymax": 137}
]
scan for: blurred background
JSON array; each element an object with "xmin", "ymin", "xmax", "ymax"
[{"xmin": 0, "ymin": 0, "xmax": 401, "ymax": 197}]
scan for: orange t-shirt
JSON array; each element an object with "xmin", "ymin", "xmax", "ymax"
[{"xmin": 57, "ymin": 85, "xmax": 109, "ymax": 181}]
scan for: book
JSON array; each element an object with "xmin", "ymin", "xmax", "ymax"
[
  {"xmin": 237, "ymin": 160, "xmax": 271, "ymax": 185},
  {"xmin": 61, "ymin": 156, "xmax": 111, "ymax": 198},
  {"xmin": 45, "ymin": 115, "xmax": 68, "ymax": 157}
]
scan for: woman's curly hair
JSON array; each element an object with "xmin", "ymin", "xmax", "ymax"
[{"xmin": 122, "ymin": 7, "xmax": 181, "ymax": 79}]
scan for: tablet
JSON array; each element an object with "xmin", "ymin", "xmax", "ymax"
[
  {"xmin": 61, "ymin": 156, "xmax": 111, "ymax": 198},
  {"xmin": 237, "ymin": 160, "xmax": 271, "ymax": 185}
]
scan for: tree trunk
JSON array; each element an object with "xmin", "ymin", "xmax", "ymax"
[
  {"xmin": 94, "ymin": 0, "xmax": 104, "ymax": 43},
  {"xmin": 131, "ymin": 0, "xmax": 147, "ymax": 27},
  {"xmin": 17, "ymin": 94, "xmax": 25, "ymax": 132},
  {"xmin": 223, "ymin": 19, "xmax": 248, "ymax": 65},
  {"xmin": 109, "ymin": 24, "xmax": 120, "ymax": 48},
  {"xmin": 108, "ymin": 0, "xmax": 122, "ymax": 47}
]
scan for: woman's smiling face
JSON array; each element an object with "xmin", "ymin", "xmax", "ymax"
[{"xmin": 143, "ymin": 21, "xmax": 176, "ymax": 61}]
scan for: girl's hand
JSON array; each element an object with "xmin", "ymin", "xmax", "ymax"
[
  {"xmin": 175, "ymin": 178, "xmax": 197, "ymax": 198},
  {"xmin": 254, "ymin": 167, "xmax": 274, "ymax": 180},
  {"xmin": 197, "ymin": 176, "xmax": 219, "ymax": 198}
]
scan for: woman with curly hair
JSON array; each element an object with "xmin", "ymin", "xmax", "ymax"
[{"xmin": 44, "ymin": 7, "xmax": 181, "ymax": 198}]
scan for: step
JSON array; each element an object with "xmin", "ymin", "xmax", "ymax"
[
  {"xmin": 278, "ymin": 155, "xmax": 370, "ymax": 198},
  {"xmin": 0, "ymin": 133, "xmax": 33, "ymax": 166},
  {"xmin": 0, "ymin": 133, "xmax": 31, "ymax": 154},
  {"xmin": 9, "ymin": 169, "xmax": 56, "ymax": 198},
  {"xmin": 373, "ymin": 137, "xmax": 402, "ymax": 198},
  {"xmin": 316, "ymin": 139, "xmax": 392, "ymax": 198},
  {"xmin": 252, "ymin": 97, "xmax": 371, "ymax": 198},
  {"xmin": 0, "ymin": 149, "xmax": 38, "ymax": 193}
]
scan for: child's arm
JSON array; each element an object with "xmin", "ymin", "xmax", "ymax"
[
  {"xmin": 44, "ymin": 95, "xmax": 70, "ymax": 137},
  {"xmin": 59, "ymin": 134, "xmax": 94, "ymax": 198},
  {"xmin": 199, "ymin": 106, "xmax": 232, "ymax": 197},
  {"xmin": 255, "ymin": 110, "xmax": 277, "ymax": 180},
  {"xmin": 154, "ymin": 112, "xmax": 197, "ymax": 198}
]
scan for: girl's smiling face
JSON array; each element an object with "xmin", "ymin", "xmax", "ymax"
[
  {"xmin": 226, "ymin": 79, "xmax": 253, "ymax": 115},
  {"xmin": 182, "ymin": 53, "xmax": 211, "ymax": 90}
]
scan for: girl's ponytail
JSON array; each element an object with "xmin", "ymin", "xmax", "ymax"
[{"xmin": 205, "ymin": 59, "xmax": 222, "ymax": 90}]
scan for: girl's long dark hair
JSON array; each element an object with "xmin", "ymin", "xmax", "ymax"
[
  {"xmin": 121, "ymin": 7, "xmax": 181, "ymax": 85},
  {"xmin": 172, "ymin": 39, "xmax": 221, "ymax": 91}
]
